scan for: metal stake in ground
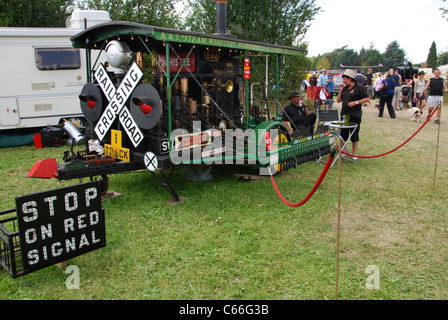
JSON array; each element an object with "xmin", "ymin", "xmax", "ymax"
[
  {"xmin": 433, "ymin": 101, "xmax": 442, "ymax": 190},
  {"xmin": 335, "ymin": 141, "xmax": 342, "ymax": 300}
]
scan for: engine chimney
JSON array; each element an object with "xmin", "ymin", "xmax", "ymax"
[
  {"xmin": 215, "ymin": 0, "xmax": 236, "ymax": 38},
  {"xmin": 215, "ymin": 0, "xmax": 227, "ymax": 34}
]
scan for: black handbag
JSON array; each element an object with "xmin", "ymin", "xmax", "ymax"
[{"xmin": 380, "ymin": 79, "xmax": 389, "ymax": 91}]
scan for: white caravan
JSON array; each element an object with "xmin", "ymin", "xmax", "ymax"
[{"xmin": 0, "ymin": 10, "xmax": 110, "ymax": 131}]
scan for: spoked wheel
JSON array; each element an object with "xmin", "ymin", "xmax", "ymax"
[{"xmin": 90, "ymin": 175, "xmax": 109, "ymax": 196}]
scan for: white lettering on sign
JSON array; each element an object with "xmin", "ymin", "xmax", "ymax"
[
  {"xmin": 94, "ymin": 64, "xmax": 116, "ymax": 101},
  {"xmin": 15, "ymin": 182, "xmax": 106, "ymax": 273},
  {"xmin": 94, "ymin": 62, "xmax": 144, "ymax": 147},
  {"xmin": 22, "ymin": 201, "xmax": 38, "ymax": 222},
  {"xmin": 44, "ymin": 196, "xmax": 57, "ymax": 216},
  {"xmin": 64, "ymin": 192, "xmax": 78, "ymax": 212},
  {"xmin": 26, "ymin": 230, "xmax": 102, "ymax": 265},
  {"xmin": 118, "ymin": 107, "xmax": 143, "ymax": 147},
  {"xmin": 158, "ymin": 51, "xmax": 196, "ymax": 73},
  {"xmin": 85, "ymin": 188, "xmax": 97, "ymax": 207}
]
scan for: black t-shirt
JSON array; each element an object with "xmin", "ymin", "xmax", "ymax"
[
  {"xmin": 340, "ymin": 83, "xmax": 369, "ymax": 117},
  {"xmin": 366, "ymin": 73, "xmax": 373, "ymax": 85},
  {"xmin": 282, "ymin": 102, "xmax": 307, "ymax": 125},
  {"xmin": 429, "ymin": 77, "xmax": 444, "ymax": 96}
]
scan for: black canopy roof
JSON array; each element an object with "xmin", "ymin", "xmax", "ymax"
[{"xmin": 70, "ymin": 21, "xmax": 305, "ymax": 56}]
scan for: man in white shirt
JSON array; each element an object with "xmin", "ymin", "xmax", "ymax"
[{"xmin": 318, "ymin": 69, "xmax": 329, "ymax": 87}]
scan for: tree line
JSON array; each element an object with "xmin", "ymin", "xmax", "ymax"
[
  {"xmin": 309, "ymin": 40, "xmax": 448, "ymax": 73},
  {"xmin": 1, "ymin": 0, "xmax": 446, "ymax": 89}
]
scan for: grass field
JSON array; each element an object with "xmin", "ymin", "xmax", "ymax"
[{"xmin": 0, "ymin": 98, "xmax": 447, "ymax": 300}]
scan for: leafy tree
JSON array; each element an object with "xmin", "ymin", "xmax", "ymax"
[
  {"xmin": 79, "ymin": 0, "xmax": 182, "ymax": 28},
  {"xmin": 313, "ymin": 46, "xmax": 361, "ymax": 69},
  {"xmin": 185, "ymin": 0, "xmax": 320, "ymax": 47},
  {"xmin": 441, "ymin": 0, "xmax": 448, "ymax": 20},
  {"xmin": 184, "ymin": 0, "xmax": 216, "ymax": 33},
  {"xmin": 438, "ymin": 51, "xmax": 448, "ymax": 65},
  {"xmin": 426, "ymin": 41, "xmax": 438, "ymax": 69},
  {"xmin": 337, "ymin": 47, "xmax": 361, "ymax": 68},
  {"xmin": 320, "ymin": 51, "xmax": 340, "ymax": 70},
  {"xmin": 383, "ymin": 40, "xmax": 406, "ymax": 70},
  {"xmin": 307, "ymin": 55, "xmax": 321, "ymax": 71},
  {"xmin": 317, "ymin": 56, "xmax": 331, "ymax": 70},
  {"xmin": 281, "ymin": 48, "xmax": 311, "ymax": 90},
  {"xmin": 362, "ymin": 48, "xmax": 383, "ymax": 67},
  {"xmin": 0, "ymin": 0, "xmax": 74, "ymax": 27}
]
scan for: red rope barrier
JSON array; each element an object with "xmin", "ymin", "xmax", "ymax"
[
  {"xmin": 270, "ymin": 151, "xmax": 335, "ymax": 207},
  {"xmin": 341, "ymin": 106, "xmax": 438, "ymax": 159}
]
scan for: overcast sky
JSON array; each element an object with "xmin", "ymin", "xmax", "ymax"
[
  {"xmin": 303, "ymin": 0, "xmax": 448, "ymax": 64},
  {"xmin": 176, "ymin": 0, "xmax": 447, "ymax": 64}
]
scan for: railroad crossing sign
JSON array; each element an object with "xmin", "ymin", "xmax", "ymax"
[
  {"xmin": 94, "ymin": 62, "xmax": 144, "ymax": 147},
  {"xmin": 144, "ymin": 152, "xmax": 158, "ymax": 172}
]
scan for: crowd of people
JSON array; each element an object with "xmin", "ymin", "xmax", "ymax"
[
  {"xmin": 373, "ymin": 68, "xmax": 448, "ymax": 123},
  {"xmin": 283, "ymin": 67, "xmax": 448, "ymax": 159}
]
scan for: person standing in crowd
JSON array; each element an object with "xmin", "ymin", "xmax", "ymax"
[
  {"xmin": 355, "ymin": 69, "xmax": 366, "ymax": 87},
  {"xmin": 318, "ymin": 69, "xmax": 329, "ymax": 87},
  {"xmin": 282, "ymin": 91, "xmax": 317, "ymax": 135},
  {"xmin": 336, "ymin": 69, "xmax": 370, "ymax": 159},
  {"xmin": 355, "ymin": 69, "xmax": 367, "ymax": 106},
  {"xmin": 373, "ymin": 72, "xmax": 384, "ymax": 104},
  {"xmin": 327, "ymin": 75, "xmax": 335, "ymax": 98},
  {"xmin": 410, "ymin": 73, "xmax": 418, "ymax": 108},
  {"xmin": 391, "ymin": 68, "xmax": 402, "ymax": 110},
  {"xmin": 378, "ymin": 71, "xmax": 396, "ymax": 118},
  {"xmin": 365, "ymin": 68, "xmax": 374, "ymax": 100},
  {"xmin": 414, "ymin": 71, "xmax": 427, "ymax": 112},
  {"xmin": 420, "ymin": 68, "xmax": 448, "ymax": 124},
  {"xmin": 309, "ymin": 73, "xmax": 317, "ymax": 86}
]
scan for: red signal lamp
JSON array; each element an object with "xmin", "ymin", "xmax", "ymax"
[
  {"xmin": 133, "ymin": 97, "xmax": 153, "ymax": 115},
  {"xmin": 79, "ymin": 95, "xmax": 96, "ymax": 110},
  {"xmin": 139, "ymin": 101, "xmax": 152, "ymax": 115},
  {"xmin": 86, "ymin": 99, "xmax": 96, "ymax": 110}
]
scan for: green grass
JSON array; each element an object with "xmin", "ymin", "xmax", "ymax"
[{"xmin": 0, "ymin": 99, "xmax": 448, "ymax": 300}]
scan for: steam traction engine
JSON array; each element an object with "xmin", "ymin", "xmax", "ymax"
[{"xmin": 38, "ymin": 17, "xmax": 333, "ymax": 201}]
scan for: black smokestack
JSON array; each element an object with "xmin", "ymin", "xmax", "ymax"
[
  {"xmin": 215, "ymin": 0, "xmax": 236, "ymax": 38},
  {"xmin": 216, "ymin": 0, "xmax": 227, "ymax": 34}
]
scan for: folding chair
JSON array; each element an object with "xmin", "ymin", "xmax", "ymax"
[{"xmin": 316, "ymin": 109, "xmax": 339, "ymax": 164}]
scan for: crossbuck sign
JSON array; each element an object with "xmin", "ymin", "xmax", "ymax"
[{"xmin": 94, "ymin": 62, "xmax": 144, "ymax": 148}]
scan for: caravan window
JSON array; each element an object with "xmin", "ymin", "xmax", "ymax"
[{"xmin": 35, "ymin": 48, "xmax": 81, "ymax": 70}]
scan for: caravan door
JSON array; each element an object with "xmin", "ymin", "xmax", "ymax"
[{"xmin": 0, "ymin": 97, "xmax": 20, "ymax": 126}]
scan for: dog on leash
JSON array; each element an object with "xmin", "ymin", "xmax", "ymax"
[{"xmin": 409, "ymin": 107, "xmax": 422, "ymax": 122}]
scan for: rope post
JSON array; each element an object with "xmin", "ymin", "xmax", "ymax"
[
  {"xmin": 433, "ymin": 102, "xmax": 442, "ymax": 190},
  {"xmin": 335, "ymin": 141, "xmax": 342, "ymax": 300}
]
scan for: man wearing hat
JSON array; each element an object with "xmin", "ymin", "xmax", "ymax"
[
  {"xmin": 282, "ymin": 91, "xmax": 316, "ymax": 136},
  {"xmin": 336, "ymin": 69, "xmax": 370, "ymax": 158}
]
